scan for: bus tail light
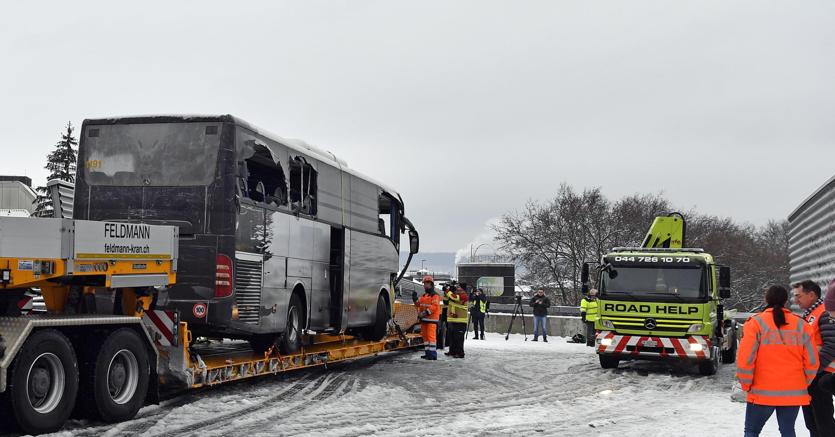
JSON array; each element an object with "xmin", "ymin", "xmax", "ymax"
[{"xmin": 215, "ymin": 254, "xmax": 233, "ymax": 298}]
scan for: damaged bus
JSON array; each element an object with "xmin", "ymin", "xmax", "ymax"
[{"xmin": 73, "ymin": 115, "xmax": 418, "ymax": 353}]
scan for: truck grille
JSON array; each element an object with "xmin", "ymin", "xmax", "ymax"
[{"xmin": 235, "ymin": 257, "xmax": 263, "ymax": 325}]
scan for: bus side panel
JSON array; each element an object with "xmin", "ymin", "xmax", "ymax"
[
  {"xmin": 309, "ymin": 221, "xmax": 331, "ymax": 330},
  {"xmin": 347, "ymin": 231, "xmax": 398, "ymax": 327}
]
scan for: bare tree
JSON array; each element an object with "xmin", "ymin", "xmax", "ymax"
[{"xmin": 493, "ymin": 185, "xmax": 789, "ymax": 310}]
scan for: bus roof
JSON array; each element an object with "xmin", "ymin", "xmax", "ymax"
[{"xmin": 83, "ymin": 114, "xmax": 404, "ymax": 203}]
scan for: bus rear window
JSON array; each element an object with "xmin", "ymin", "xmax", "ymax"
[{"xmin": 83, "ymin": 123, "xmax": 220, "ymax": 186}]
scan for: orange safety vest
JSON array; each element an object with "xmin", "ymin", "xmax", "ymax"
[
  {"xmin": 736, "ymin": 308, "xmax": 818, "ymax": 406},
  {"xmin": 416, "ymin": 292, "xmax": 442, "ymax": 324}
]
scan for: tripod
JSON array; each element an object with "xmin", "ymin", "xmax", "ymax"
[{"xmin": 505, "ymin": 294, "xmax": 528, "ymax": 341}]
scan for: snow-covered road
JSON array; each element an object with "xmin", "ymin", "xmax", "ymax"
[{"xmin": 15, "ymin": 334, "xmax": 802, "ymax": 437}]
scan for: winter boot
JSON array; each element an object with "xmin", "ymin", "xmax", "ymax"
[
  {"xmin": 472, "ymin": 336, "xmax": 479, "ymax": 340},
  {"xmin": 480, "ymin": 335, "xmax": 485, "ymax": 340},
  {"xmin": 543, "ymin": 335, "xmax": 548, "ymax": 343},
  {"xmin": 533, "ymin": 336, "xmax": 539, "ymax": 342}
]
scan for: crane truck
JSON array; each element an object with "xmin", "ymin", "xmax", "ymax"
[
  {"xmin": 582, "ymin": 213, "xmax": 738, "ymax": 375},
  {"xmin": 0, "ymin": 115, "xmax": 424, "ymax": 435}
]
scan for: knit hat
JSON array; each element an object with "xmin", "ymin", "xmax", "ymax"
[{"xmin": 825, "ymin": 279, "xmax": 835, "ymax": 311}]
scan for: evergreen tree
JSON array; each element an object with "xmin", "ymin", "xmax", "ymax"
[{"xmin": 33, "ymin": 122, "xmax": 78, "ymax": 217}]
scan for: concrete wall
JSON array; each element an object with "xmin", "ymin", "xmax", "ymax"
[{"xmin": 479, "ymin": 313, "xmax": 585, "ymax": 338}]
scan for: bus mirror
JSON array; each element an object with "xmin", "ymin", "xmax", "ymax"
[
  {"xmin": 719, "ymin": 266, "xmax": 731, "ymax": 298},
  {"xmin": 408, "ymin": 230, "xmax": 419, "ymax": 255},
  {"xmin": 581, "ymin": 263, "xmax": 590, "ymax": 294}
]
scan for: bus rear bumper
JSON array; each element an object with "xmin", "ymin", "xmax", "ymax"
[{"xmin": 595, "ymin": 331, "xmax": 711, "ymax": 361}]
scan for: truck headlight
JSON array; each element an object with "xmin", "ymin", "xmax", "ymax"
[
  {"xmin": 600, "ymin": 337, "xmax": 613, "ymax": 346},
  {"xmin": 689, "ymin": 343, "xmax": 704, "ymax": 352},
  {"xmin": 687, "ymin": 324, "xmax": 704, "ymax": 333},
  {"xmin": 601, "ymin": 319, "xmax": 614, "ymax": 329}
]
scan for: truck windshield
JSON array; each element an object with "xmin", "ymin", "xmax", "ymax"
[
  {"xmin": 602, "ymin": 266, "xmax": 705, "ymax": 299},
  {"xmin": 82, "ymin": 122, "xmax": 220, "ymax": 186}
]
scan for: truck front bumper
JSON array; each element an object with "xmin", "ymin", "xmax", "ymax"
[{"xmin": 596, "ymin": 331, "xmax": 712, "ymax": 361}]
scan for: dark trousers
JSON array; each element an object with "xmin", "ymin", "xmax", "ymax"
[
  {"xmin": 585, "ymin": 321, "xmax": 596, "ymax": 347},
  {"xmin": 745, "ymin": 403, "xmax": 799, "ymax": 437},
  {"xmin": 448, "ymin": 322, "xmax": 466, "ymax": 357},
  {"xmin": 803, "ymin": 374, "xmax": 835, "ymax": 437},
  {"xmin": 437, "ymin": 309, "xmax": 447, "ymax": 349},
  {"xmin": 471, "ymin": 314, "xmax": 485, "ymax": 338}
]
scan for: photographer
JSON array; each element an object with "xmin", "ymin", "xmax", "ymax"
[
  {"xmin": 530, "ymin": 288, "xmax": 551, "ymax": 342},
  {"xmin": 470, "ymin": 288, "xmax": 490, "ymax": 340}
]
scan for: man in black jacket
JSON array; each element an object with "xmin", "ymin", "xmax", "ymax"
[
  {"xmin": 530, "ymin": 288, "xmax": 551, "ymax": 342},
  {"xmin": 469, "ymin": 288, "xmax": 490, "ymax": 340},
  {"xmin": 812, "ymin": 280, "xmax": 835, "ymax": 437}
]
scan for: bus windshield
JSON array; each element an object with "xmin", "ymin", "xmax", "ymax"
[
  {"xmin": 83, "ymin": 122, "xmax": 220, "ymax": 186},
  {"xmin": 602, "ymin": 265, "xmax": 706, "ymax": 299}
]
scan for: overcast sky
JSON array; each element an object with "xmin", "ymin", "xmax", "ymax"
[{"xmin": 1, "ymin": 1, "xmax": 833, "ymax": 253}]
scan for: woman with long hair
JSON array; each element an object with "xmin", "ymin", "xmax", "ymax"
[{"xmin": 737, "ymin": 285, "xmax": 819, "ymax": 437}]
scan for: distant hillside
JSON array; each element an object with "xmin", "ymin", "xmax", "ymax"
[{"xmin": 399, "ymin": 252, "xmax": 456, "ymax": 275}]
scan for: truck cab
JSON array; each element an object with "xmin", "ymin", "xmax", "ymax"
[{"xmin": 583, "ymin": 215, "xmax": 737, "ymax": 375}]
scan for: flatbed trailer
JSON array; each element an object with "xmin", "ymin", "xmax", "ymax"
[{"xmin": 0, "ymin": 216, "xmax": 422, "ymax": 435}]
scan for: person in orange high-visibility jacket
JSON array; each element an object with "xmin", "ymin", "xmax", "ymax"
[
  {"xmin": 413, "ymin": 276, "xmax": 442, "ymax": 360},
  {"xmin": 737, "ymin": 285, "xmax": 819, "ymax": 437}
]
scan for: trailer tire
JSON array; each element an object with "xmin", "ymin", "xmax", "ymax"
[
  {"xmin": 599, "ymin": 354, "xmax": 620, "ymax": 369},
  {"xmin": 81, "ymin": 328, "xmax": 150, "ymax": 423},
  {"xmin": 359, "ymin": 293, "xmax": 389, "ymax": 342},
  {"xmin": 7, "ymin": 329, "xmax": 79, "ymax": 435},
  {"xmin": 279, "ymin": 293, "xmax": 304, "ymax": 354}
]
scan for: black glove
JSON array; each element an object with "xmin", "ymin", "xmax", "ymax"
[
  {"xmin": 411, "ymin": 291, "xmax": 418, "ymax": 304},
  {"xmin": 581, "ymin": 313, "xmax": 586, "ymax": 322}
]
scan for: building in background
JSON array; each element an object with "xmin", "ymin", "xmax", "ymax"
[
  {"xmin": 788, "ymin": 174, "xmax": 835, "ymax": 287},
  {"xmin": 0, "ymin": 176, "xmax": 36, "ymax": 217}
]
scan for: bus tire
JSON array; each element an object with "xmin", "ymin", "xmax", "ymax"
[
  {"xmin": 599, "ymin": 354, "xmax": 619, "ymax": 369},
  {"xmin": 359, "ymin": 293, "xmax": 389, "ymax": 342},
  {"xmin": 7, "ymin": 329, "xmax": 79, "ymax": 435},
  {"xmin": 279, "ymin": 293, "xmax": 304, "ymax": 354},
  {"xmin": 81, "ymin": 328, "xmax": 150, "ymax": 423}
]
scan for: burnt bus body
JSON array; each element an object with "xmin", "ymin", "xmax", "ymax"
[{"xmin": 74, "ymin": 115, "xmax": 406, "ymax": 350}]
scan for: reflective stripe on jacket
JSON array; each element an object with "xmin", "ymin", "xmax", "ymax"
[
  {"xmin": 735, "ymin": 308, "xmax": 817, "ymax": 406},
  {"xmin": 416, "ymin": 292, "xmax": 442, "ymax": 323},
  {"xmin": 580, "ymin": 298, "xmax": 600, "ymax": 322},
  {"xmin": 446, "ymin": 291, "xmax": 469, "ymax": 324}
]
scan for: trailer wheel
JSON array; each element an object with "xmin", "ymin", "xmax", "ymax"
[
  {"xmin": 6, "ymin": 329, "xmax": 79, "ymax": 435},
  {"xmin": 82, "ymin": 329, "xmax": 150, "ymax": 423},
  {"xmin": 279, "ymin": 293, "xmax": 304, "ymax": 354},
  {"xmin": 359, "ymin": 293, "xmax": 389, "ymax": 341},
  {"xmin": 599, "ymin": 354, "xmax": 620, "ymax": 369}
]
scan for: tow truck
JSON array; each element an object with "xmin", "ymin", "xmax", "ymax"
[
  {"xmin": 0, "ymin": 183, "xmax": 423, "ymax": 435},
  {"xmin": 582, "ymin": 213, "xmax": 738, "ymax": 375}
]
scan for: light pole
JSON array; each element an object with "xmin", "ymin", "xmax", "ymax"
[
  {"xmin": 421, "ymin": 259, "xmax": 426, "ymax": 270},
  {"xmin": 471, "ymin": 243, "xmax": 495, "ymax": 261}
]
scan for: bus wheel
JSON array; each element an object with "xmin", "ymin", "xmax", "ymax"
[
  {"xmin": 279, "ymin": 294, "xmax": 303, "ymax": 354},
  {"xmin": 359, "ymin": 293, "xmax": 389, "ymax": 342},
  {"xmin": 7, "ymin": 329, "xmax": 79, "ymax": 435},
  {"xmin": 598, "ymin": 354, "xmax": 620, "ymax": 369},
  {"xmin": 82, "ymin": 329, "xmax": 150, "ymax": 423}
]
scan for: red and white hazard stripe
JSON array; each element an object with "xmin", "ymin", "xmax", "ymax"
[
  {"xmin": 596, "ymin": 331, "xmax": 711, "ymax": 360},
  {"xmin": 143, "ymin": 310, "xmax": 178, "ymax": 347},
  {"xmin": 17, "ymin": 295, "xmax": 33, "ymax": 315}
]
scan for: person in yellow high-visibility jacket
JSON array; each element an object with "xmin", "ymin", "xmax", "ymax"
[
  {"xmin": 445, "ymin": 284, "xmax": 469, "ymax": 358},
  {"xmin": 580, "ymin": 289, "xmax": 600, "ymax": 347}
]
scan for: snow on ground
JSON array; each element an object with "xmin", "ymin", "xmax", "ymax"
[{"xmin": 14, "ymin": 334, "xmax": 805, "ymax": 437}]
